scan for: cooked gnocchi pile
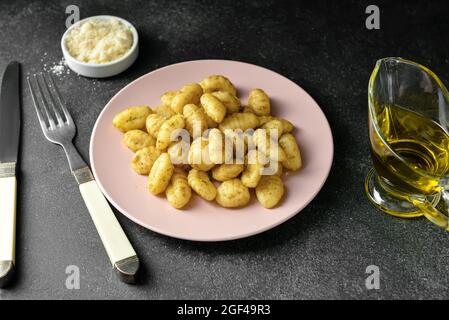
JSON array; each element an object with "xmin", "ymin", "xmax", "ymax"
[{"xmin": 112, "ymin": 75, "xmax": 302, "ymax": 209}]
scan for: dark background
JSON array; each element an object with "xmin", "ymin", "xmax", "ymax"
[{"xmin": 0, "ymin": 0, "xmax": 448, "ymax": 299}]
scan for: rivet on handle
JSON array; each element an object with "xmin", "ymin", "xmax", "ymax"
[
  {"xmin": 72, "ymin": 166, "xmax": 94, "ymax": 185},
  {"xmin": 0, "ymin": 162, "xmax": 16, "ymax": 178}
]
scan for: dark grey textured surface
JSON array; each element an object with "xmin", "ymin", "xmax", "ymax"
[{"xmin": 0, "ymin": 0, "xmax": 448, "ymax": 300}]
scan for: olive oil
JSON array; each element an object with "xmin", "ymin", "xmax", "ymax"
[{"xmin": 370, "ymin": 104, "xmax": 449, "ymax": 195}]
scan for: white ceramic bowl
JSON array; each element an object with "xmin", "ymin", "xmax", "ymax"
[{"xmin": 61, "ymin": 15, "xmax": 139, "ymax": 78}]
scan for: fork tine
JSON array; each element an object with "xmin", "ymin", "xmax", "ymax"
[
  {"xmin": 39, "ymin": 73, "xmax": 64, "ymax": 127},
  {"xmin": 33, "ymin": 73, "xmax": 57, "ymax": 130},
  {"xmin": 27, "ymin": 76, "xmax": 50, "ymax": 134},
  {"xmin": 46, "ymin": 72, "xmax": 73, "ymax": 124}
]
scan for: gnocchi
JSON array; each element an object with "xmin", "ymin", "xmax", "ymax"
[
  {"xmin": 113, "ymin": 105, "xmax": 152, "ymax": 132},
  {"xmin": 166, "ymin": 171, "xmax": 192, "ymax": 209},
  {"xmin": 199, "ymin": 75, "xmax": 236, "ymax": 96},
  {"xmin": 200, "ymin": 93, "xmax": 227, "ymax": 123},
  {"xmin": 212, "ymin": 163, "xmax": 244, "ymax": 181},
  {"xmin": 147, "ymin": 153, "xmax": 174, "ymax": 195},
  {"xmin": 279, "ymin": 133, "xmax": 302, "ymax": 171},
  {"xmin": 131, "ymin": 146, "xmax": 161, "ymax": 175},
  {"xmin": 168, "ymin": 140, "xmax": 190, "ymax": 165},
  {"xmin": 113, "ymin": 74, "xmax": 303, "ymax": 210},
  {"xmin": 219, "ymin": 112, "xmax": 259, "ymax": 131},
  {"xmin": 257, "ymin": 116, "xmax": 294, "ymax": 133},
  {"xmin": 181, "ymin": 83, "xmax": 203, "ymax": 101},
  {"xmin": 146, "ymin": 113, "xmax": 166, "ymax": 138},
  {"xmin": 183, "ymin": 104, "xmax": 208, "ymax": 137},
  {"xmin": 156, "ymin": 114, "xmax": 185, "ymax": 150},
  {"xmin": 241, "ymin": 161, "xmax": 263, "ymax": 188},
  {"xmin": 123, "ymin": 129, "xmax": 155, "ymax": 152},
  {"xmin": 171, "ymin": 83, "xmax": 203, "ymax": 114},
  {"xmin": 160, "ymin": 90, "xmax": 178, "ymax": 107},
  {"xmin": 248, "ymin": 89, "xmax": 270, "ymax": 116},
  {"xmin": 216, "ymin": 179, "xmax": 250, "ymax": 208},
  {"xmin": 188, "ymin": 169, "xmax": 217, "ymax": 201},
  {"xmin": 188, "ymin": 137, "xmax": 214, "ymax": 171},
  {"xmin": 256, "ymin": 175, "xmax": 284, "ymax": 208}
]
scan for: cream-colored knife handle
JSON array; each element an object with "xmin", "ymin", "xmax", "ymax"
[
  {"xmin": 0, "ymin": 175, "xmax": 16, "ymax": 287},
  {"xmin": 79, "ymin": 180, "xmax": 139, "ymax": 283}
]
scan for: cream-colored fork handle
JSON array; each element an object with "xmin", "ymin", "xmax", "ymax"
[
  {"xmin": 79, "ymin": 180, "xmax": 139, "ymax": 282},
  {"xmin": 0, "ymin": 176, "xmax": 16, "ymax": 287}
]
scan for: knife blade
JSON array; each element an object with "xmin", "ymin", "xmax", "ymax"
[
  {"xmin": 0, "ymin": 62, "xmax": 20, "ymax": 163},
  {"xmin": 0, "ymin": 61, "xmax": 20, "ymax": 288}
]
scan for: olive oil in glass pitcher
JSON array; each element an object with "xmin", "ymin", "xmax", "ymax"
[{"xmin": 366, "ymin": 57, "xmax": 449, "ymax": 229}]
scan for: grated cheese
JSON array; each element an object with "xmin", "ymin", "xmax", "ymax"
[{"xmin": 65, "ymin": 18, "xmax": 133, "ymax": 64}]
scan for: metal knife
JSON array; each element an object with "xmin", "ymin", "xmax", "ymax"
[{"xmin": 0, "ymin": 62, "xmax": 20, "ymax": 288}]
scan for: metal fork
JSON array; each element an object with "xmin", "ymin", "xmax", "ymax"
[{"xmin": 27, "ymin": 73, "xmax": 139, "ymax": 283}]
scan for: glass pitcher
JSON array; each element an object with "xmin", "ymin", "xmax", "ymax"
[{"xmin": 365, "ymin": 57, "xmax": 449, "ymax": 230}]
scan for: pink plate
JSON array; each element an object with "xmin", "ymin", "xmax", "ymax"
[{"xmin": 90, "ymin": 60, "xmax": 333, "ymax": 241}]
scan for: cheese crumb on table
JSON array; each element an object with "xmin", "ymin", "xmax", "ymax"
[
  {"xmin": 65, "ymin": 18, "xmax": 133, "ymax": 64},
  {"xmin": 50, "ymin": 58, "xmax": 68, "ymax": 76}
]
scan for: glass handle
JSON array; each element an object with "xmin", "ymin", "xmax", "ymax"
[{"xmin": 411, "ymin": 190, "xmax": 449, "ymax": 230}]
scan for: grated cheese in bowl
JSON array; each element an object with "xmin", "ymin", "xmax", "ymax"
[{"xmin": 64, "ymin": 17, "xmax": 133, "ymax": 64}]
